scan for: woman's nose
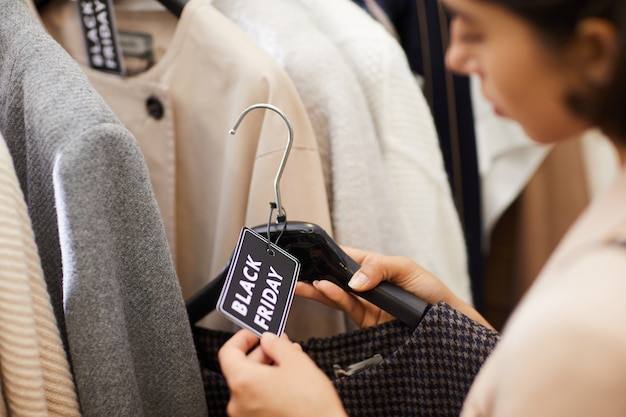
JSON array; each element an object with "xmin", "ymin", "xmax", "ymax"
[{"xmin": 445, "ymin": 21, "xmax": 478, "ymax": 75}]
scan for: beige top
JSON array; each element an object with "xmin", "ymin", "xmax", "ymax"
[
  {"xmin": 37, "ymin": 0, "xmax": 349, "ymax": 338},
  {"xmin": 462, "ymin": 162, "xmax": 626, "ymax": 416},
  {"xmin": 0, "ymin": 133, "xmax": 81, "ymax": 417}
]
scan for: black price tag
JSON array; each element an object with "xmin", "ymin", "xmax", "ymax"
[
  {"xmin": 217, "ymin": 228, "xmax": 300, "ymax": 337},
  {"xmin": 76, "ymin": 0, "xmax": 126, "ymax": 76}
]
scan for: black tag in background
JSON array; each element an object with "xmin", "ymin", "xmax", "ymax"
[
  {"xmin": 217, "ymin": 228, "xmax": 300, "ymax": 337},
  {"xmin": 76, "ymin": 0, "xmax": 126, "ymax": 76}
]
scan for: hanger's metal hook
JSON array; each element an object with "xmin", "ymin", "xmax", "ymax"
[{"xmin": 229, "ymin": 103, "xmax": 293, "ymax": 223}]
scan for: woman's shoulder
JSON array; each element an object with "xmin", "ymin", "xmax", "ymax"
[
  {"xmin": 513, "ymin": 240, "xmax": 626, "ymax": 344},
  {"xmin": 462, "ymin": 242, "xmax": 626, "ymax": 417}
]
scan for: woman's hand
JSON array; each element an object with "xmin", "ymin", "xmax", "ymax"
[
  {"xmin": 296, "ymin": 246, "xmax": 492, "ymax": 329},
  {"xmin": 218, "ymin": 329, "xmax": 348, "ymax": 417}
]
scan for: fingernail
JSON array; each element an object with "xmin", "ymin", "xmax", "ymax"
[
  {"xmin": 348, "ymin": 272, "xmax": 368, "ymax": 290},
  {"xmin": 262, "ymin": 332, "xmax": 278, "ymax": 340}
]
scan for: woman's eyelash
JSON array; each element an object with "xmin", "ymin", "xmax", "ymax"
[
  {"xmin": 450, "ymin": 15, "xmax": 484, "ymax": 43},
  {"xmin": 459, "ymin": 33, "xmax": 484, "ymax": 42}
]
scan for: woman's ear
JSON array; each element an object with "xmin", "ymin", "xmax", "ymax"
[{"xmin": 573, "ymin": 18, "xmax": 619, "ymax": 87}]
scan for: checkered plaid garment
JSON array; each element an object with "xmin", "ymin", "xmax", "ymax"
[{"xmin": 193, "ymin": 302, "xmax": 500, "ymax": 416}]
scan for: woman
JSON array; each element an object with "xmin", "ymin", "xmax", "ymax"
[{"xmin": 218, "ymin": 0, "xmax": 626, "ymax": 415}]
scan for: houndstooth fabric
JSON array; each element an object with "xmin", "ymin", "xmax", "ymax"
[{"xmin": 193, "ymin": 302, "xmax": 500, "ymax": 417}]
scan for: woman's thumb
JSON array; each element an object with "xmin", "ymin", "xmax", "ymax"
[{"xmin": 260, "ymin": 332, "xmax": 301, "ymax": 365}]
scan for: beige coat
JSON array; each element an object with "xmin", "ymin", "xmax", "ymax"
[{"xmin": 36, "ymin": 0, "xmax": 347, "ymax": 339}]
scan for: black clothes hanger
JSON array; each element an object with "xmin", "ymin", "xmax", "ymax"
[
  {"xmin": 186, "ymin": 220, "xmax": 431, "ymax": 328},
  {"xmin": 33, "ymin": 0, "xmax": 186, "ymax": 19},
  {"xmin": 157, "ymin": 0, "xmax": 186, "ymax": 17},
  {"xmin": 185, "ymin": 103, "xmax": 431, "ymax": 329}
]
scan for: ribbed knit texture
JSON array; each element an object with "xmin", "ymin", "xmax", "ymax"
[{"xmin": 0, "ymin": 134, "xmax": 81, "ymax": 416}]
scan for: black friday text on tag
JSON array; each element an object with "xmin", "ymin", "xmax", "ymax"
[
  {"xmin": 77, "ymin": 0, "xmax": 125, "ymax": 75},
  {"xmin": 231, "ymin": 255, "xmax": 284, "ymax": 331}
]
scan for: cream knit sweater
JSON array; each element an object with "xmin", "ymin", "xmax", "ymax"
[{"xmin": 0, "ymin": 134, "xmax": 81, "ymax": 416}]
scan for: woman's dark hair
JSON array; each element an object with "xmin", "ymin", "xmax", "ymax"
[{"xmin": 483, "ymin": 0, "xmax": 626, "ymax": 142}]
